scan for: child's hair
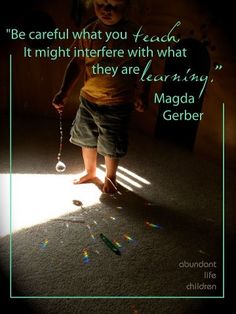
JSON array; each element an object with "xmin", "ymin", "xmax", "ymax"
[
  {"xmin": 83, "ymin": 0, "xmax": 143, "ymax": 24},
  {"xmin": 84, "ymin": 0, "xmax": 131, "ymax": 9},
  {"xmin": 83, "ymin": 0, "xmax": 92, "ymax": 9}
]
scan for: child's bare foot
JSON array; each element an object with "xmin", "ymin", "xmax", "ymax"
[
  {"xmin": 103, "ymin": 177, "xmax": 118, "ymax": 194},
  {"xmin": 73, "ymin": 172, "xmax": 96, "ymax": 184}
]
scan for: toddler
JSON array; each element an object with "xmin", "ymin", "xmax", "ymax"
[{"xmin": 53, "ymin": 0, "xmax": 150, "ymax": 193}]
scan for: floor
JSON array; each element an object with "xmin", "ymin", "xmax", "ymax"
[{"xmin": 0, "ymin": 115, "xmax": 234, "ymax": 313}]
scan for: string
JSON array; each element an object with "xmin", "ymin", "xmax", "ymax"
[
  {"xmin": 55, "ymin": 112, "xmax": 66, "ymax": 172},
  {"xmin": 57, "ymin": 112, "xmax": 63, "ymax": 162}
]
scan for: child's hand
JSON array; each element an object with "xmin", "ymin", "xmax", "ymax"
[
  {"xmin": 134, "ymin": 97, "xmax": 146, "ymax": 112},
  {"xmin": 52, "ymin": 91, "xmax": 65, "ymax": 113}
]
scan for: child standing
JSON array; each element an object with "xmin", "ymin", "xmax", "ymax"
[{"xmin": 52, "ymin": 0, "xmax": 150, "ymax": 193}]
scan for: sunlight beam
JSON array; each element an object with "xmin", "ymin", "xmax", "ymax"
[
  {"xmin": 99, "ymin": 164, "xmax": 151, "ymax": 188},
  {"xmin": 117, "ymin": 166, "xmax": 151, "ymax": 185},
  {"xmin": 0, "ymin": 173, "xmax": 102, "ymax": 237}
]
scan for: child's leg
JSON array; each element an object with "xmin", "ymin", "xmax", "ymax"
[
  {"xmin": 73, "ymin": 147, "xmax": 97, "ymax": 184},
  {"xmin": 103, "ymin": 156, "xmax": 119, "ymax": 193}
]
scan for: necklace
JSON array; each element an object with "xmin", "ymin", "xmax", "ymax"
[{"xmin": 55, "ymin": 112, "xmax": 66, "ymax": 172}]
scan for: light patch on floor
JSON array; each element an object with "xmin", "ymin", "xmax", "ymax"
[
  {"xmin": 0, "ymin": 166, "xmax": 151, "ymax": 237},
  {"xmin": 0, "ymin": 172, "xmax": 103, "ymax": 237},
  {"xmin": 99, "ymin": 164, "xmax": 151, "ymax": 191}
]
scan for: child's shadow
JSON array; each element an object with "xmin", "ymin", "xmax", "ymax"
[
  {"xmin": 99, "ymin": 182, "xmax": 158, "ymax": 221},
  {"xmin": 98, "ymin": 181, "xmax": 222, "ymax": 259}
]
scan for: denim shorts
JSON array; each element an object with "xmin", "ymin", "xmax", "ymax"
[{"xmin": 70, "ymin": 97, "xmax": 134, "ymax": 158}]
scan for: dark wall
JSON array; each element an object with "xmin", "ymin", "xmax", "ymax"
[{"xmin": 1, "ymin": 0, "xmax": 235, "ymax": 164}]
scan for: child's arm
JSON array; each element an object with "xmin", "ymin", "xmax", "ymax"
[
  {"xmin": 52, "ymin": 57, "xmax": 82, "ymax": 113},
  {"xmin": 134, "ymin": 80, "xmax": 151, "ymax": 112}
]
